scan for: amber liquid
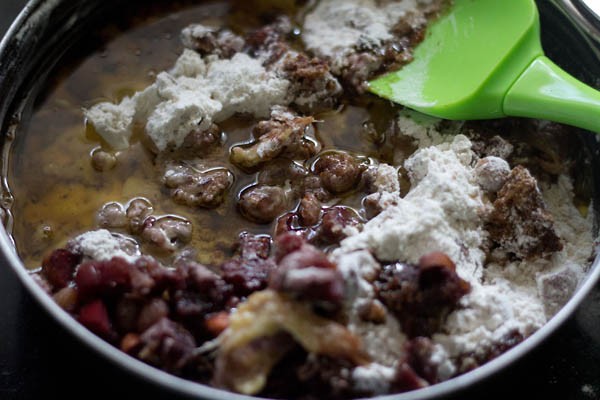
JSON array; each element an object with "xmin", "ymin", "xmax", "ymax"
[{"xmin": 8, "ymin": 0, "xmax": 405, "ymax": 269}]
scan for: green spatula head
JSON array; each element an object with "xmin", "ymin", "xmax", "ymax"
[{"xmin": 369, "ymin": 0, "xmax": 600, "ymax": 133}]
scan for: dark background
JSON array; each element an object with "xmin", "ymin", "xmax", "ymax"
[{"xmin": 0, "ymin": 1, "xmax": 599, "ymax": 399}]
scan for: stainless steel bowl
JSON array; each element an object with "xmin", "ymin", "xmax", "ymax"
[{"xmin": 0, "ymin": 1, "xmax": 598, "ymax": 399}]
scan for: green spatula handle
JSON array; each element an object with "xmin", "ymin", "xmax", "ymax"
[{"xmin": 504, "ymin": 56, "xmax": 600, "ymax": 132}]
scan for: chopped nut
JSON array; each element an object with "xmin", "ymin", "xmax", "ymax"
[
  {"xmin": 164, "ymin": 163, "xmax": 233, "ymax": 209},
  {"xmin": 298, "ymin": 192, "xmax": 321, "ymax": 226},
  {"xmin": 126, "ymin": 198, "xmax": 153, "ymax": 234},
  {"xmin": 91, "ymin": 148, "xmax": 117, "ymax": 172},
  {"xmin": 231, "ymin": 107, "xmax": 317, "ymax": 168},
  {"xmin": 238, "ymin": 185, "xmax": 289, "ymax": 223},
  {"xmin": 486, "ymin": 165, "xmax": 562, "ymax": 259},
  {"xmin": 313, "ymin": 152, "xmax": 365, "ymax": 194},
  {"xmin": 141, "ymin": 216, "xmax": 192, "ymax": 252}
]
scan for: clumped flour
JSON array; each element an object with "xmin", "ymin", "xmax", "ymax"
[
  {"xmin": 85, "ymin": 50, "xmax": 289, "ymax": 151},
  {"xmin": 86, "ymin": 0, "xmax": 436, "ymax": 152},
  {"xmin": 335, "ymin": 115, "xmax": 594, "ymax": 388},
  {"xmin": 303, "ymin": 0, "xmax": 435, "ymax": 61},
  {"xmin": 68, "ymin": 229, "xmax": 140, "ymax": 263}
]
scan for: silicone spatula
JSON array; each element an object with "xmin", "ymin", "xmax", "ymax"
[{"xmin": 368, "ymin": 0, "xmax": 600, "ymax": 132}]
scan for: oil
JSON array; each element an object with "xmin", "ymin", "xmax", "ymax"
[
  {"xmin": 8, "ymin": 0, "xmax": 590, "ymax": 271},
  {"xmin": 7, "ymin": 0, "xmax": 406, "ymax": 269}
]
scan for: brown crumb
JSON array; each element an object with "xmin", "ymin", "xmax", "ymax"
[{"xmin": 486, "ymin": 165, "xmax": 562, "ymax": 259}]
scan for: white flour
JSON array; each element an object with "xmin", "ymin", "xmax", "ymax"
[
  {"xmin": 68, "ymin": 229, "xmax": 140, "ymax": 263},
  {"xmin": 85, "ymin": 50, "xmax": 289, "ymax": 151},
  {"xmin": 340, "ymin": 134, "xmax": 485, "ymax": 275},
  {"xmin": 303, "ymin": 0, "xmax": 435, "ymax": 61},
  {"xmin": 335, "ymin": 115, "xmax": 594, "ymax": 384},
  {"xmin": 336, "ymin": 250, "xmax": 407, "ymax": 367},
  {"xmin": 352, "ymin": 363, "xmax": 396, "ymax": 395}
]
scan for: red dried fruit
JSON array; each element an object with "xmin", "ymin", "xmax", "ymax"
[
  {"xmin": 41, "ymin": 249, "xmax": 81, "ymax": 290},
  {"xmin": 137, "ymin": 298, "xmax": 169, "ymax": 332},
  {"xmin": 74, "ymin": 257, "xmax": 132, "ymax": 300},
  {"xmin": 137, "ymin": 318, "xmax": 196, "ymax": 373},
  {"xmin": 392, "ymin": 363, "xmax": 429, "ymax": 392},
  {"xmin": 78, "ymin": 299, "xmax": 113, "ymax": 339},
  {"xmin": 274, "ymin": 232, "xmax": 306, "ymax": 261},
  {"xmin": 171, "ymin": 261, "xmax": 232, "ymax": 329},
  {"xmin": 270, "ymin": 234, "xmax": 344, "ymax": 309},
  {"xmin": 205, "ymin": 312, "xmax": 230, "ymax": 336},
  {"xmin": 376, "ymin": 252, "xmax": 471, "ymax": 337},
  {"xmin": 121, "ymin": 333, "xmax": 142, "ymax": 354},
  {"xmin": 221, "ymin": 234, "xmax": 276, "ymax": 297}
]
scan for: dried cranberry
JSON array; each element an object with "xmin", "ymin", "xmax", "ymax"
[
  {"xmin": 171, "ymin": 262, "xmax": 231, "ymax": 321},
  {"xmin": 140, "ymin": 257, "xmax": 185, "ymax": 294},
  {"xmin": 221, "ymin": 257, "xmax": 274, "ymax": 297},
  {"xmin": 74, "ymin": 257, "xmax": 132, "ymax": 300},
  {"xmin": 269, "ymin": 234, "xmax": 344, "ymax": 309},
  {"xmin": 114, "ymin": 298, "xmax": 141, "ymax": 333},
  {"xmin": 298, "ymin": 192, "xmax": 321, "ymax": 227},
  {"xmin": 41, "ymin": 249, "xmax": 81, "ymax": 290},
  {"xmin": 375, "ymin": 252, "xmax": 470, "ymax": 337},
  {"xmin": 293, "ymin": 354, "xmax": 357, "ymax": 399},
  {"xmin": 137, "ymin": 298, "xmax": 169, "ymax": 332},
  {"xmin": 274, "ymin": 232, "xmax": 305, "ymax": 261},
  {"xmin": 137, "ymin": 318, "xmax": 196, "ymax": 373},
  {"xmin": 417, "ymin": 253, "xmax": 471, "ymax": 308},
  {"xmin": 78, "ymin": 299, "xmax": 114, "ymax": 339},
  {"xmin": 221, "ymin": 233, "xmax": 276, "ymax": 297},
  {"xmin": 391, "ymin": 363, "xmax": 428, "ymax": 393}
]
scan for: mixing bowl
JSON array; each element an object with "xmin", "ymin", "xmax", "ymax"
[{"xmin": 0, "ymin": 1, "xmax": 598, "ymax": 399}]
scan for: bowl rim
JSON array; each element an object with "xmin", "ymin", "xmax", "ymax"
[{"xmin": 1, "ymin": 1, "xmax": 599, "ymax": 399}]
